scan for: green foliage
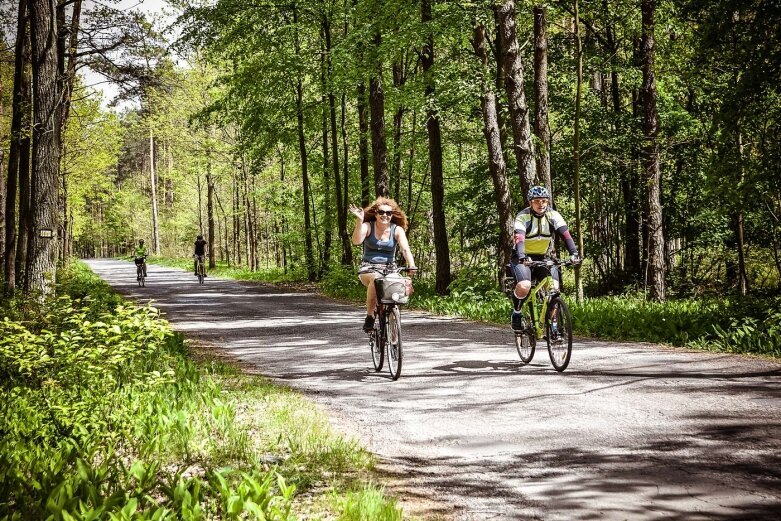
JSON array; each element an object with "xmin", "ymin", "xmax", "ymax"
[{"xmin": 0, "ymin": 262, "xmax": 397, "ymax": 520}]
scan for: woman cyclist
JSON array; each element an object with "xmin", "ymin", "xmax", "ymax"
[
  {"xmin": 510, "ymin": 186, "xmax": 581, "ymax": 331},
  {"xmin": 349, "ymin": 197, "xmax": 418, "ymax": 332}
]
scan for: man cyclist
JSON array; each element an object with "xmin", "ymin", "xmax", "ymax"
[
  {"xmin": 133, "ymin": 239, "xmax": 148, "ymax": 279},
  {"xmin": 510, "ymin": 186, "xmax": 581, "ymax": 331},
  {"xmin": 193, "ymin": 235, "xmax": 208, "ymax": 277}
]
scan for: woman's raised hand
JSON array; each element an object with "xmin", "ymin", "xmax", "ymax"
[{"xmin": 348, "ymin": 203, "xmax": 364, "ymax": 222}]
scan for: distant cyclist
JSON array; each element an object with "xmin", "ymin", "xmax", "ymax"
[
  {"xmin": 349, "ymin": 197, "xmax": 417, "ymax": 332},
  {"xmin": 193, "ymin": 235, "xmax": 208, "ymax": 277},
  {"xmin": 133, "ymin": 239, "xmax": 148, "ymax": 278},
  {"xmin": 510, "ymin": 186, "xmax": 580, "ymax": 331}
]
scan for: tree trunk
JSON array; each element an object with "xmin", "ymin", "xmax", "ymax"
[
  {"xmin": 319, "ymin": 34, "xmax": 332, "ymax": 274},
  {"xmin": 0, "ymin": 74, "xmax": 5, "ymax": 266},
  {"xmin": 735, "ymin": 128, "xmax": 749, "ymax": 295},
  {"xmin": 533, "ymin": 6, "xmax": 552, "ymax": 201},
  {"xmin": 25, "ymin": 0, "xmax": 60, "ymax": 296},
  {"xmin": 496, "ymin": 0, "xmax": 537, "ymax": 195},
  {"xmin": 340, "ymin": 92, "xmax": 352, "ymax": 264},
  {"xmin": 573, "ymin": 3, "xmax": 585, "ymax": 302},
  {"xmin": 322, "ymin": 17, "xmax": 350, "ymax": 267},
  {"xmin": 148, "ymin": 128, "xmax": 160, "ymax": 255},
  {"xmin": 370, "ymin": 32, "xmax": 389, "ymax": 198},
  {"xmin": 294, "ymin": 7, "xmax": 315, "ymax": 281},
  {"xmin": 357, "ymin": 80, "xmax": 371, "ymax": 207},
  {"xmin": 422, "ymin": 0, "xmax": 451, "ymax": 294},
  {"xmin": 391, "ymin": 57, "xmax": 407, "ymax": 203},
  {"xmin": 641, "ymin": 0, "xmax": 665, "ymax": 301},
  {"xmin": 473, "ymin": 23, "xmax": 514, "ymax": 271},
  {"xmin": 207, "ymin": 150, "xmax": 215, "ymax": 269},
  {"xmin": 5, "ymin": 0, "xmax": 31, "ymax": 293}
]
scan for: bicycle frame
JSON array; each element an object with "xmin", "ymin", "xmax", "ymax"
[{"xmin": 524, "ymin": 275, "xmax": 555, "ymax": 339}]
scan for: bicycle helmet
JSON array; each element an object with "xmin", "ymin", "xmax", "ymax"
[{"xmin": 527, "ymin": 185, "xmax": 551, "ymax": 201}]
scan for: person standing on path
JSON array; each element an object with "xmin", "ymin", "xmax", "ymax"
[{"xmin": 349, "ymin": 197, "xmax": 418, "ymax": 332}]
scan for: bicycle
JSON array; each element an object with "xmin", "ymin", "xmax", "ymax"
[
  {"xmin": 367, "ymin": 266, "xmax": 413, "ymax": 381},
  {"xmin": 194, "ymin": 254, "xmax": 206, "ymax": 284},
  {"xmin": 502, "ymin": 258, "xmax": 575, "ymax": 371},
  {"xmin": 134, "ymin": 256, "xmax": 147, "ymax": 287}
]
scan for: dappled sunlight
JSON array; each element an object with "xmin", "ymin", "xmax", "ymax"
[{"xmin": 83, "ymin": 259, "xmax": 781, "ymax": 520}]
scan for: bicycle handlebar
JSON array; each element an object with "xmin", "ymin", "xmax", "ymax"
[{"xmin": 523, "ymin": 259, "xmax": 576, "ymax": 268}]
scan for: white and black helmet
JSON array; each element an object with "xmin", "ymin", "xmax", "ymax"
[{"xmin": 527, "ymin": 185, "xmax": 551, "ymax": 201}]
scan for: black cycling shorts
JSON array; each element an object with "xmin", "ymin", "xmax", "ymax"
[{"xmin": 510, "ymin": 258, "xmax": 560, "ymax": 285}]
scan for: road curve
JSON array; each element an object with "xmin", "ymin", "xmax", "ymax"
[{"xmin": 85, "ymin": 259, "xmax": 781, "ymax": 520}]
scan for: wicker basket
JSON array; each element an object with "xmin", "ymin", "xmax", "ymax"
[{"xmin": 374, "ymin": 273, "xmax": 411, "ymax": 304}]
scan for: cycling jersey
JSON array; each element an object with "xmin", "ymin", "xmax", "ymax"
[
  {"xmin": 134, "ymin": 245, "xmax": 148, "ymax": 258},
  {"xmin": 362, "ymin": 222, "xmax": 397, "ymax": 264},
  {"xmin": 513, "ymin": 208, "xmax": 578, "ymax": 258}
]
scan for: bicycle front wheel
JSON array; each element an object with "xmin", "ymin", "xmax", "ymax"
[
  {"xmin": 386, "ymin": 307, "xmax": 403, "ymax": 380},
  {"xmin": 370, "ymin": 320, "xmax": 384, "ymax": 372},
  {"xmin": 546, "ymin": 297, "xmax": 573, "ymax": 372},
  {"xmin": 198, "ymin": 263, "xmax": 204, "ymax": 284},
  {"xmin": 515, "ymin": 306, "xmax": 536, "ymax": 364}
]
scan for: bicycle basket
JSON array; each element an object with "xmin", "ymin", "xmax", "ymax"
[
  {"xmin": 134, "ymin": 256, "xmax": 145, "ymax": 265},
  {"xmin": 374, "ymin": 273, "xmax": 411, "ymax": 304}
]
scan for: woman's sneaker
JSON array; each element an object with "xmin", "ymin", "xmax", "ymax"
[
  {"xmin": 362, "ymin": 315, "xmax": 375, "ymax": 333},
  {"xmin": 511, "ymin": 311, "xmax": 523, "ymax": 331}
]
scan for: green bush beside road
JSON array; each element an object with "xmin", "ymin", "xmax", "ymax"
[{"xmin": 0, "ymin": 262, "xmax": 403, "ymax": 520}]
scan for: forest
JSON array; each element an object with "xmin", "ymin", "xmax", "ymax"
[{"xmin": 1, "ymin": 0, "xmax": 780, "ymax": 302}]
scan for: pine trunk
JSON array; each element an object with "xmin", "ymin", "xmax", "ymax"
[
  {"xmin": 641, "ymin": 0, "xmax": 665, "ymax": 301},
  {"xmin": 422, "ymin": 0, "xmax": 451, "ymax": 293},
  {"xmin": 370, "ymin": 32, "xmax": 389, "ymax": 198},
  {"xmin": 473, "ymin": 23, "xmax": 514, "ymax": 271},
  {"xmin": 149, "ymin": 128, "xmax": 160, "ymax": 255},
  {"xmin": 25, "ymin": 0, "xmax": 60, "ymax": 296},
  {"xmin": 533, "ymin": 6, "xmax": 552, "ymax": 201},
  {"xmin": 4, "ymin": 0, "xmax": 30, "ymax": 293},
  {"xmin": 497, "ymin": 0, "xmax": 537, "ymax": 196}
]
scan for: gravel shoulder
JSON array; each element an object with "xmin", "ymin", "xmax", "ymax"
[{"xmin": 86, "ymin": 259, "xmax": 781, "ymax": 520}]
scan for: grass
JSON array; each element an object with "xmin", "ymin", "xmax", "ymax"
[{"xmin": 0, "ymin": 261, "xmax": 410, "ymax": 520}]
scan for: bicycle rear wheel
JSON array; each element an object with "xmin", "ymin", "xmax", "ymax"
[
  {"xmin": 546, "ymin": 297, "xmax": 572, "ymax": 371},
  {"xmin": 386, "ymin": 307, "xmax": 402, "ymax": 380},
  {"xmin": 198, "ymin": 262, "xmax": 204, "ymax": 284},
  {"xmin": 515, "ymin": 306, "xmax": 536, "ymax": 364},
  {"xmin": 370, "ymin": 319, "xmax": 384, "ymax": 372}
]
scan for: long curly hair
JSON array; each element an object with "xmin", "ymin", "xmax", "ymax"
[{"xmin": 363, "ymin": 197, "xmax": 408, "ymax": 230}]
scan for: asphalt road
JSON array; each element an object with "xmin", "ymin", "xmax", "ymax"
[{"xmin": 85, "ymin": 259, "xmax": 781, "ymax": 520}]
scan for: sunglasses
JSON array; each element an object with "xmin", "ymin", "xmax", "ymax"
[{"xmin": 376, "ymin": 209, "xmax": 393, "ymax": 216}]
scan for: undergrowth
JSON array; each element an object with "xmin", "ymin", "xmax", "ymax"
[{"xmin": 0, "ymin": 261, "xmax": 403, "ymax": 520}]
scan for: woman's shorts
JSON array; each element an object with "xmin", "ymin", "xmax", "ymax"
[
  {"xmin": 358, "ymin": 261, "xmax": 396, "ymax": 277},
  {"xmin": 510, "ymin": 258, "xmax": 560, "ymax": 285}
]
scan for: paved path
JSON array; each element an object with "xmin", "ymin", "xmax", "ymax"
[{"xmin": 86, "ymin": 259, "xmax": 781, "ymax": 520}]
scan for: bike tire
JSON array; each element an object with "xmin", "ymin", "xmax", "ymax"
[
  {"xmin": 515, "ymin": 306, "xmax": 536, "ymax": 364},
  {"xmin": 386, "ymin": 306, "xmax": 403, "ymax": 380},
  {"xmin": 546, "ymin": 297, "xmax": 573, "ymax": 372},
  {"xmin": 198, "ymin": 263, "xmax": 204, "ymax": 284},
  {"xmin": 370, "ymin": 319, "xmax": 384, "ymax": 372}
]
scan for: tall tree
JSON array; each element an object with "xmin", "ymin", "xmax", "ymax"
[
  {"xmin": 640, "ymin": 0, "xmax": 665, "ymax": 301},
  {"xmin": 533, "ymin": 6, "xmax": 552, "ymax": 201},
  {"xmin": 4, "ymin": 0, "xmax": 31, "ymax": 293},
  {"xmin": 473, "ymin": 22, "xmax": 514, "ymax": 271},
  {"xmin": 572, "ymin": 0, "xmax": 585, "ymax": 302},
  {"xmin": 496, "ymin": 0, "xmax": 536, "ymax": 195},
  {"xmin": 422, "ymin": 0, "xmax": 451, "ymax": 293},
  {"xmin": 369, "ymin": 30, "xmax": 389, "ymax": 197},
  {"xmin": 25, "ymin": 0, "xmax": 60, "ymax": 295}
]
